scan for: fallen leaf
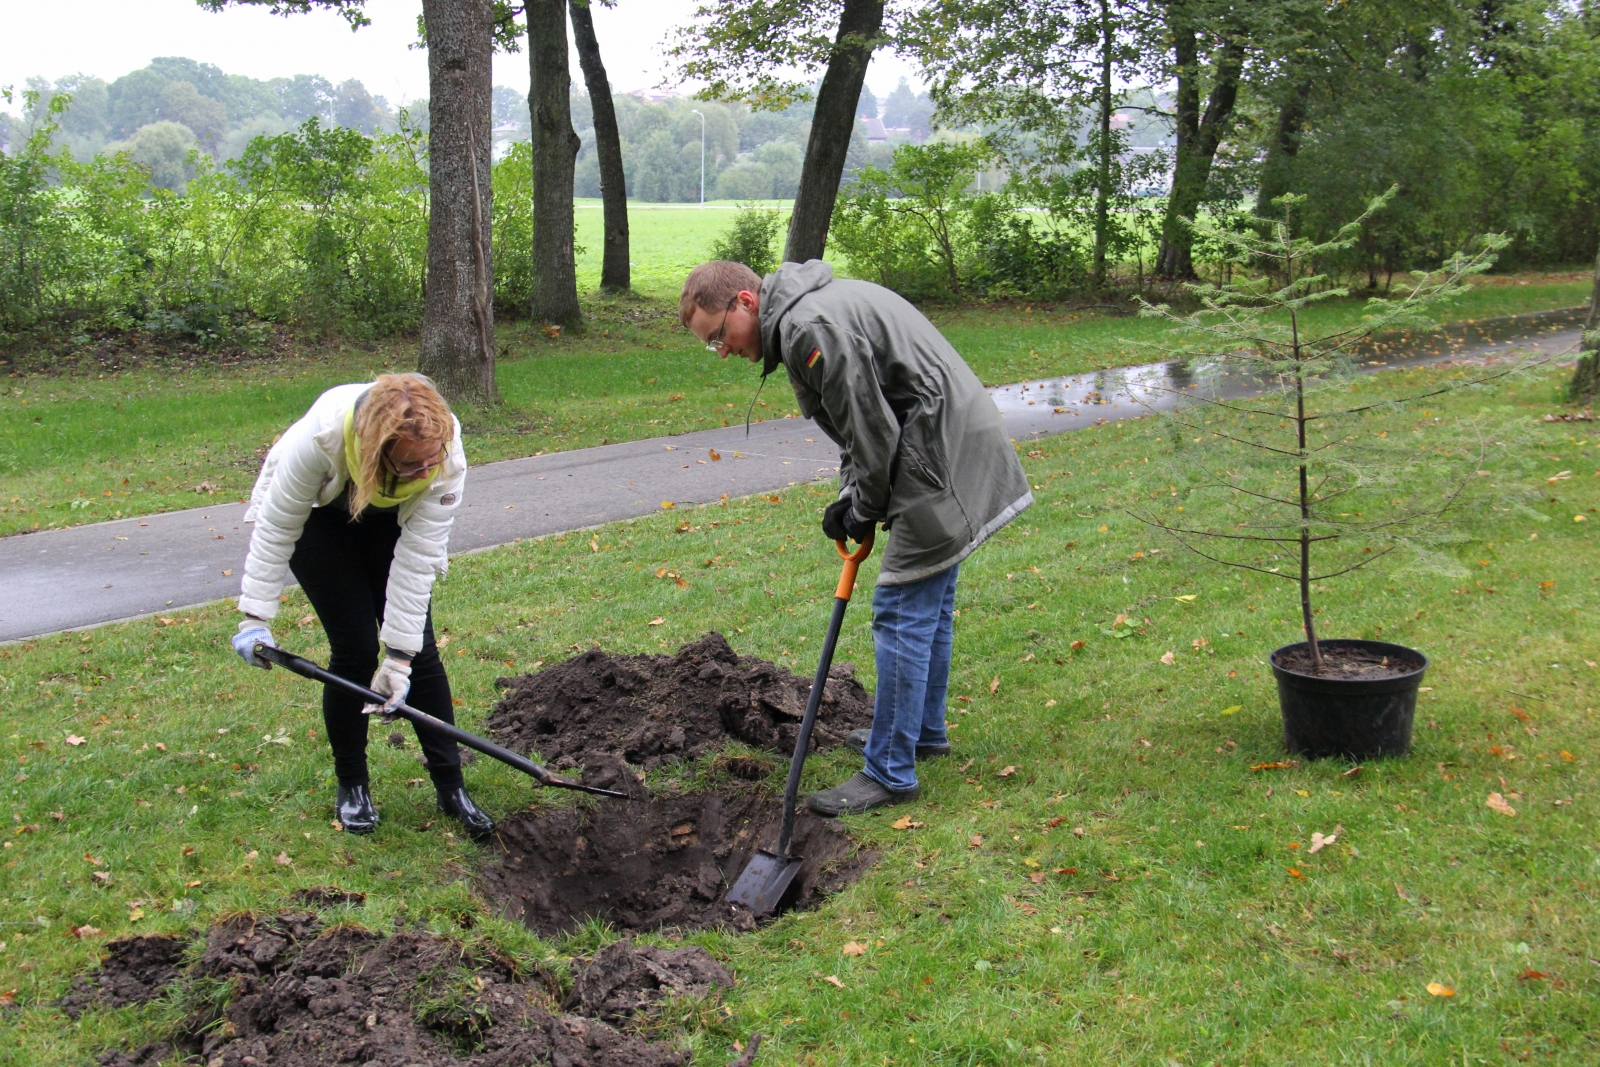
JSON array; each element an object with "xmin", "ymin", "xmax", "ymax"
[
  {"xmin": 274, "ymin": 851, "xmax": 292, "ymax": 866},
  {"xmin": 1426, "ymin": 982, "xmax": 1455, "ymax": 997},
  {"xmin": 1341, "ymin": 765, "xmax": 1363, "ymax": 779},
  {"xmin": 968, "ymin": 834, "xmax": 983, "ymax": 848},
  {"xmin": 1160, "ymin": 651, "xmax": 1176, "ymax": 665},
  {"xmin": 709, "ymin": 448, "xmax": 721, "ymax": 461},
  {"xmin": 70, "ymin": 924, "xmax": 101, "ymax": 938},
  {"xmin": 127, "ymin": 907, "xmax": 145, "ymax": 922},
  {"xmin": 1517, "ymin": 969, "xmax": 1545, "ymax": 981},
  {"xmin": 92, "ymin": 871, "xmax": 110, "ymax": 883},
  {"xmin": 1486, "ymin": 792, "xmax": 1516, "ymax": 816},
  {"xmin": 1054, "ymin": 867, "xmax": 1077, "ymax": 875},
  {"xmin": 1072, "ymin": 826, "xmax": 1085, "ymax": 838},
  {"xmin": 1250, "ymin": 761, "xmax": 1299, "ymax": 772},
  {"xmin": 65, "ymin": 734, "xmax": 86, "ymax": 747},
  {"xmin": 1309, "ymin": 830, "xmax": 1338, "ymax": 854},
  {"xmin": 1219, "ymin": 705, "xmax": 1242, "ymax": 716},
  {"xmin": 589, "ymin": 537, "xmax": 599, "ymax": 552},
  {"xmin": 890, "ymin": 816, "xmax": 924, "ymax": 830},
  {"xmin": 823, "ymin": 975, "xmax": 845, "ymax": 989},
  {"xmin": 1294, "ymin": 789, "xmax": 1310, "ymax": 798},
  {"xmin": 842, "ymin": 941, "xmax": 866, "ymax": 957},
  {"xmin": 1172, "ymin": 594, "xmax": 1198, "ymax": 603},
  {"xmin": 1070, "ymin": 640, "xmax": 1086, "ymax": 651},
  {"xmin": 1560, "ymin": 750, "xmax": 1577, "ymax": 762},
  {"xmin": 660, "ymin": 501, "xmax": 675, "ymax": 509},
  {"xmin": 648, "ymin": 617, "xmax": 665, "ymax": 626},
  {"xmin": 1509, "ymin": 707, "xmax": 1530, "ymax": 722},
  {"xmin": 997, "ymin": 765, "xmax": 1017, "ymax": 777},
  {"xmin": 1023, "ymin": 857, "xmax": 1041, "ymax": 868},
  {"xmin": 1029, "ymin": 872, "xmax": 1046, "ymax": 883},
  {"xmin": 989, "ymin": 676, "xmax": 1000, "ymax": 694},
  {"xmin": 1287, "ymin": 867, "xmax": 1304, "ymax": 879}
]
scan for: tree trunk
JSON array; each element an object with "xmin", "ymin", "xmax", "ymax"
[
  {"xmin": 418, "ymin": 0, "xmax": 499, "ymax": 405},
  {"xmin": 1570, "ymin": 243, "xmax": 1600, "ymax": 401},
  {"xmin": 569, "ymin": 0, "xmax": 629, "ymax": 292},
  {"xmin": 527, "ymin": 0, "xmax": 583, "ymax": 327},
  {"xmin": 1092, "ymin": 0, "xmax": 1113, "ymax": 288},
  {"xmin": 1257, "ymin": 81, "xmax": 1309, "ymax": 216},
  {"xmin": 1155, "ymin": 8, "xmax": 1244, "ymax": 280},
  {"xmin": 784, "ymin": 0, "xmax": 885, "ymax": 264}
]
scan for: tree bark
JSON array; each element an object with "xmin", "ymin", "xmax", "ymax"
[
  {"xmin": 418, "ymin": 0, "xmax": 499, "ymax": 405},
  {"xmin": 569, "ymin": 0, "xmax": 629, "ymax": 292},
  {"xmin": 1257, "ymin": 81, "xmax": 1310, "ymax": 217},
  {"xmin": 784, "ymin": 0, "xmax": 885, "ymax": 264},
  {"xmin": 527, "ymin": 0, "xmax": 583, "ymax": 327},
  {"xmin": 1569, "ymin": 243, "xmax": 1600, "ymax": 401},
  {"xmin": 1155, "ymin": 6, "xmax": 1244, "ymax": 280},
  {"xmin": 1092, "ymin": 0, "xmax": 1113, "ymax": 288}
]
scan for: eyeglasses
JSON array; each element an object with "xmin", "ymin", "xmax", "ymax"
[
  {"xmin": 383, "ymin": 445, "xmax": 442, "ymax": 480},
  {"xmin": 704, "ymin": 295, "xmax": 739, "ymax": 354}
]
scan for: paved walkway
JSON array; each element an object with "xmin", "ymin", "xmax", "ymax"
[{"xmin": 1, "ymin": 310, "xmax": 1580, "ymax": 642}]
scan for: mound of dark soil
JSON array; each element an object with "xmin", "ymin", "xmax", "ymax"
[
  {"xmin": 85, "ymin": 913, "xmax": 702, "ymax": 1067},
  {"xmin": 563, "ymin": 940, "xmax": 733, "ymax": 1026},
  {"xmin": 60, "ymin": 934, "xmax": 189, "ymax": 1019},
  {"xmin": 480, "ymin": 774, "xmax": 874, "ymax": 936},
  {"xmin": 486, "ymin": 632, "xmax": 873, "ymax": 771}
]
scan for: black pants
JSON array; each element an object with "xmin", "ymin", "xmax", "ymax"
[{"xmin": 289, "ymin": 502, "xmax": 463, "ymax": 791}]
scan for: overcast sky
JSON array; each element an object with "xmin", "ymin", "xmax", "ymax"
[{"xmin": 0, "ymin": 0, "xmax": 922, "ymax": 116}]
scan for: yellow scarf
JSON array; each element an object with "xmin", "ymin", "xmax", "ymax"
[{"xmin": 344, "ymin": 405, "xmax": 439, "ymax": 509}]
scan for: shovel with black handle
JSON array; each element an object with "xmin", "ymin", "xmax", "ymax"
[
  {"xmin": 253, "ymin": 643, "xmax": 629, "ymax": 799},
  {"xmin": 725, "ymin": 534, "xmax": 873, "ymax": 916}
]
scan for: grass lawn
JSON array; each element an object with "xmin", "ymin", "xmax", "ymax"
[
  {"xmin": 0, "ymin": 271, "xmax": 1589, "ymax": 538},
  {"xmin": 2, "ymin": 363, "xmax": 1596, "ymax": 1065}
]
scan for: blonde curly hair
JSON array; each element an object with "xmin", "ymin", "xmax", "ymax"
[{"xmin": 348, "ymin": 374, "xmax": 454, "ymax": 516}]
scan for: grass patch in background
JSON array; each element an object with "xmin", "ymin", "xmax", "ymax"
[
  {"xmin": 0, "ymin": 271, "xmax": 1587, "ymax": 537},
  {"xmin": 2, "ymin": 364, "xmax": 1595, "ymax": 1064}
]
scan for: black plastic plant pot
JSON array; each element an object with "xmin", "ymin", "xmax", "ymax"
[{"xmin": 1269, "ymin": 639, "xmax": 1428, "ymax": 760}]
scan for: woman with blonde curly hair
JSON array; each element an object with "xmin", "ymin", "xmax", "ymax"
[{"xmin": 229, "ymin": 374, "xmax": 492, "ymax": 837}]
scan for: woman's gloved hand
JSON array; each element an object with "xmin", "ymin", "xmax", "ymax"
[
  {"xmin": 822, "ymin": 498, "xmax": 874, "ymax": 543},
  {"xmin": 365, "ymin": 655, "xmax": 413, "ymax": 716},
  {"xmin": 231, "ymin": 618, "xmax": 275, "ymax": 669}
]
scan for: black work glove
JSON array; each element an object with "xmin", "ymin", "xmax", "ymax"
[{"xmin": 822, "ymin": 498, "xmax": 874, "ymax": 543}]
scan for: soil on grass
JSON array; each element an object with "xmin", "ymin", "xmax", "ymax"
[
  {"xmin": 480, "ymin": 763, "xmax": 874, "ymax": 937},
  {"xmin": 564, "ymin": 939, "xmax": 733, "ymax": 1026},
  {"xmin": 60, "ymin": 934, "xmax": 190, "ymax": 1019},
  {"xmin": 485, "ymin": 632, "xmax": 874, "ymax": 772},
  {"xmin": 83, "ymin": 912, "xmax": 701, "ymax": 1067},
  {"xmin": 1274, "ymin": 643, "xmax": 1426, "ymax": 680}
]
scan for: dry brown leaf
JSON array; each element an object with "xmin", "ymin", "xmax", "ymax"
[
  {"xmin": 70, "ymin": 924, "xmax": 101, "ymax": 938},
  {"xmin": 274, "ymin": 851, "xmax": 292, "ymax": 866},
  {"xmin": 648, "ymin": 617, "xmax": 665, "ymax": 626},
  {"xmin": 1028, "ymin": 872, "xmax": 1046, "ymax": 884},
  {"xmin": 890, "ymin": 816, "xmax": 924, "ymax": 830},
  {"xmin": 989, "ymin": 675, "xmax": 1000, "ymax": 694},
  {"xmin": 1250, "ymin": 760, "xmax": 1300, "ymax": 772},
  {"xmin": 1426, "ymin": 982, "xmax": 1455, "ymax": 997},
  {"xmin": 1160, "ymin": 651, "xmax": 1176, "ymax": 665},
  {"xmin": 709, "ymin": 448, "xmax": 721, "ymax": 461},
  {"xmin": 1308, "ymin": 829, "xmax": 1339, "ymax": 854},
  {"xmin": 823, "ymin": 975, "xmax": 845, "ymax": 989},
  {"xmin": 65, "ymin": 734, "xmax": 86, "ymax": 747},
  {"xmin": 997, "ymin": 765, "xmax": 1017, "ymax": 777},
  {"xmin": 968, "ymin": 834, "xmax": 983, "ymax": 848},
  {"xmin": 1485, "ymin": 792, "xmax": 1516, "ymax": 816},
  {"xmin": 842, "ymin": 941, "xmax": 866, "ymax": 957}
]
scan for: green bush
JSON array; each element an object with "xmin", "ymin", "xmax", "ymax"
[{"xmin": 709, "ymin": 202, "xmax": 783, "ymax": 277}]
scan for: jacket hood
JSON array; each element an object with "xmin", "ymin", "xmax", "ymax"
[{"xmin": 758, "ymin": 260, "xmax": 835, "ymax": 377}]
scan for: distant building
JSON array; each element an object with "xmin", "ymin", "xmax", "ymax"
[
  {"xmin": 859, "ymin": 116, "xmax": 888, "ymax": 143},
  {"xmin": 629, "ymin": 89, "xmax": 681, "ymax": 104}
]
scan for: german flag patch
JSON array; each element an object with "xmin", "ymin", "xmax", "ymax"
[{"xmin": 806, "ymin": 348, "xmax": 822, "ymax": 368}]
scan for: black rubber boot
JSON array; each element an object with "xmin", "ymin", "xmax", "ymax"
[
  {"xmin": 847, "ymin": 728, "xmax": 951, "ymax": 760},
  {"xmin": 805, "ymin": 771, "xmax": 919, "ymax": 817},
  {"xmin": 335, "ymin": 783, "xmax": 379, "ymax": 835},
  {"xmin": 437, "ymin": 785, "xmax": 495, "ymax": 838}
]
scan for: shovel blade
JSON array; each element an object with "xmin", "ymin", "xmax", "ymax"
[{"xmin": 725, "ymin": 849, "xmax": 802, "ymax": 916}]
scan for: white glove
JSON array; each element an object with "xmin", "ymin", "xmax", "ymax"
[
  {"xmin": 365, "ymin": 655, "xmax": 412, "ymax": 717},
  {"xmin": 231, "ymin": 618, "xmax": 275, "ymax": 669}
]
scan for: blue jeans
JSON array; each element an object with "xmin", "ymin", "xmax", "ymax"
[{"xmin": 862, "ymin": 564, "xmax": 959, "ymax": 793}]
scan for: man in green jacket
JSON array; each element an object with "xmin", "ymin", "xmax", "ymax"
[{"xmin": 681, "ymin": 259, "xmax": 1032, "ymax": 815}]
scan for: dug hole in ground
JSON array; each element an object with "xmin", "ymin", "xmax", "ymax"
[{"xmin": 75, "ymin": 632, "xmax": 880, "ymax": 1066}]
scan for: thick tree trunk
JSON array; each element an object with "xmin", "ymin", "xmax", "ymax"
[
  {"xmin": 1257, "ymin": 81, "xmax": 1310, "ymax": 216},
  {"xmin": 784, "ymin": 0, "xmax": 885, "ymax": 264},
  {"xmin": 1155, "ymin": 10, "xmax": 1244, "ymax": 280},
  {"xmin": 418, "ymin": 0, "xmax": 499, "ymax": 405},
  {"xmin": 527, "ymin": 0, "xmax": 583, "ymax": 327},
  {"xmin": 1569, "ymin": 244, "xmax": 1600, "ymax": 401},
  {"xmin": 1092, "ymin": 0, "xmax": 1113, "ymax": 287},
  {"xmin": 569, "ymin": 0, "xmax": 629, "ymax": 292}
]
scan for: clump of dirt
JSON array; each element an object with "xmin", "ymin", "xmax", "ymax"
[
  {"xmin": 289, "ymin": 885, "xmax": 366, "ymax": 907},
  {"xmin": 60, "ymin": 934, "xmax": 189, "ymax": 1019},
  {"xmin": 85, "ymin": 913, "xmax": 701, "ymax": 1067},
  {"xmin": 486, "ymin": 632, "xmax": 873, "ymax": 771},
  {"xmin": 480, "ymin": 774, "xmax": 874, "ymax": 936},
  {"xmin": 563, "ymin": 940, "xmax": 733, "ymax": 1026}
]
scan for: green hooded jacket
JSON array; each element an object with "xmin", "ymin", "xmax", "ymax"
[{"xmin": 759, "ymin": 260, "xmax": 1033, "ymax": 585}]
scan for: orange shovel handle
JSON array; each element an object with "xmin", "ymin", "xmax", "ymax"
[{"xmin": 833, "ymin": 535, "xmax": 874, "ymax": 601}]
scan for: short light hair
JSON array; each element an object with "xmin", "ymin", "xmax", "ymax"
[{"xmin": 680, "ymin": 260, "xmax": 762, "ymax": 327}]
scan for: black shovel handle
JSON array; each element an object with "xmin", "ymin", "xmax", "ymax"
[
  {"xmin": 254, "ymin": 643, "xmax": 629, "ymax": 799},
  {"xmin": 775, "ymin": 535, "xmax": 874, "ymax": 858}
]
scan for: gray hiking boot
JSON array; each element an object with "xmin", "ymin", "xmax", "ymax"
[
  {"xmin": 805, "ymin": 771, "xmax": 919, "ymax": 817},
  {"xmin": 846, "ymin": 728, "xmax": 950, "ymax": 760}
]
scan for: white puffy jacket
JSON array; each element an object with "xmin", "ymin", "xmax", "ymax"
[{"xmin": 238, "ymin": 382, "xmax": 467, "ymax": 654}]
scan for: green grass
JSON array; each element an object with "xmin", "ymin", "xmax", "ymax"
[
  {"xmin": 0, "ymin": 273, "xmax": 1588, "ymax": 537},
  {"xmin": 2, "ymin": 363, "xmax": 1596, "ymax": 1064},
  {"xmin": 574, "ymin": 202, "xmax": 797, "ymax": 295}
]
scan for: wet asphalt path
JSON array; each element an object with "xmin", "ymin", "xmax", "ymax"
[{"xmin": 0, "ymin": 309, "xmax": 1581, "ymax": 642}]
